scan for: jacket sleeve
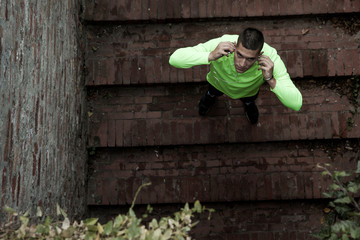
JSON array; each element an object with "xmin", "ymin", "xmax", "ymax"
[
  {"xmin": 270, "ymin": 50, "xmax": 303, "ymax": 111},
  {"xmin": 169, "ymin": 37, "xmax": 222, "ymax": 68}
]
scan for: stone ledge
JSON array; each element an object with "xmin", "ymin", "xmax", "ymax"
[
  {"xmin": 88, "ymin": 83, "xmax": 359, "ymax": 147},
  {"xmin": 86, "ymin": 16, "xmax": 360, "ymax": 86},
  {"xmin": 84, "ymin": 0, "xmax": 360, "ymax": 22},
  {"xmin": 87, "ymin": 139, "xmax": 359, "ymax": 205}
]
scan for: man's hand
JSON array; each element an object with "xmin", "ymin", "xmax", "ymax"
[
  {"xmin": 258, "ymin": 51, "xmax": 276, "ymax": 88},
  {"xmin": 208, "ymin": 41, "xmax": 236, "ymax": 62},
  {"xmin": 257, "ymin": 51, "xmax": 274, "ymax": 79}
]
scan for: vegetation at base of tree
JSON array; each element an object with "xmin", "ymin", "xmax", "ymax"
[
  {"xmin": 312, "ymin": 161, "xmax": 360, "ymax": 240},
  {"xmin": 0, "ymin": 183, "xmax": 214, "ymax": 240}
]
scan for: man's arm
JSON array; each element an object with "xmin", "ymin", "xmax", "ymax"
[
  {"xmin": 169, "ymin": 36, "xmax": 237, "ymax": 68},
  {"xmin": 169, "ymin": 37, "xmax": 220, "ymax": 68},
  {"xmin": 270, "ymin": 55, "xmax": 302, "ymax": 111},
  {"xmin": 260, "ymin": 45, "xmax": 303, "ymax": 111}
]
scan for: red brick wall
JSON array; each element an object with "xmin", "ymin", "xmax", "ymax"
[
  {"xmin": 86, "ymin": 17, "xmax": 360, "ymax": 86},
  {"xmin": 84, "ymin": 0, "xmax": 360, "ymax": 21},
  {"xmin": 87, "ymin": 139, "xmax": 358, "ymax": 205},
  {"xmin": 89, "ymin": 200, "xmax": 326, "ymax": 240},
  {"xmin": 88, "ymin": 82, "xmax": 359, "ymax": 148},
  {"xmin": 84, "ymin": 0, "xmax": 360, "ymax": 238}
]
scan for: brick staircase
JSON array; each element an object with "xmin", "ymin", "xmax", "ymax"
[{"xmin": 84, "ymin": 1, "xmax": 360, "ymax": 239}]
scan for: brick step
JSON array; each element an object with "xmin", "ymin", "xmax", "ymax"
[
  {"xmin": 88, "ymin": 201, "xmax": 324, "ymax": 240},
  {"xmin": 88, "ymin": 79, "xmax": 360, "ymax": 148},
  {"xmin": 84, "ymin": 0, "xmax": 360, "ymax": 22},
  {"xmin": 86, "ymin": 15, "xmax": 360, "ymax": 86},
  {"xmin": 87, "ymin": 139, "xmax": 359, "ymax": 205}
]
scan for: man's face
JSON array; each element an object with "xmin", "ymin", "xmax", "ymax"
[{"xmin": 233, "ymin": 43, "xmax": 260, "ymax": 73}]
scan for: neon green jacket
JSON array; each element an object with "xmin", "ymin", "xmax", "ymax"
[{"xmin": 169, "ymin": 34, "xmax": 302, "ymax": 111}]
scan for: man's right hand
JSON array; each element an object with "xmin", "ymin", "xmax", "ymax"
[{"xmin": 208, "ymin": 41, "xmax": 236, "ymax": 62}]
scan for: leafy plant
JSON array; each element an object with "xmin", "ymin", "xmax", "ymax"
[
  {"xmin": 0, "ymin": 183, "xmax": 214, "ymax": 239},
  {"xmin": 312, "ymin": 162, "xmax": 360, "ymax": 240}
]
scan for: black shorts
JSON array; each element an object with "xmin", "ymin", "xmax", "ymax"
[{"xmin": 207, "ymin": 84, "xmax": 259, "ymax": 103}]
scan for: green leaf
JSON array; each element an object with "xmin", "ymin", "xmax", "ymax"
[
  {"xmin": 56, "ymin": 203, "xmax": 62, "ymax": 216},
  {"xmin": 332, "ymin": 221, "xmax": 350, "ymax": 233},
  {"xmin": 342, "ymin": 233, "xmax": 349, "ymax": 240},
  {"xmin": 36, "ymin": 224, "xmax": 49, "ymax": 234},
  {"xmin": 174, "ymin": 212, "xmax": 180, "ymax": 221},
  {"xmin": 329, "ymin": 184, "xmax": 340, "ymax": 190},
  {"xmin": 56, "ymin": 204, "xmax": 68, "ymax": 218},
  {"xmin": 62, "ymin": 217, "xmax": 71, "ymax": 230},
  {"xmin": 84, "ymin": 218, "xmax": 99, "ymax": 226},
  {"xmin": 23, "ymin": 209, "xmax": 30, "ymax": 217},
  {"xmin": 351, "ymin": 227, "xmax": 360, "ymax": 238},
  {"xmin": 128, "ymin": 220, "xmax": 141, "ymax": 239},
  {"xmin": 114, "ymin": 215, "xmax": 123, "ymax": 228},
  {"xmin": 104, "ymin": 220, "xmax": 113, "ymax": 235},
  {"xmin": 323, "ymin": 192, "xmax": 333, "ymax": 198},
  {"xmin": 175, "ymin": 235, "xmax": 185, "ymax": 240},
  {"xmin": 36, "ymin": 206, "xmax": 43, "ymax": 217},
  {"xmin": 153, "ymin": 229, "xmax": 161, "ymax": 240},
  {"xmin": 129, "ymin": 208, "xmax": 136, "ymax": 218},
  {"xmin": 329, "ymin": 233, "xmax": 338, "ymax": 240},
  {"xmin": 322, "ymin": 192, "xmax": 333, "ymax": 198},
  {"xmin": 334, "ymin": 196, "xmax": 352, "ymax": 204},
  {"xmin": 61, "ymin": 227, "xmax": 75, "ymax": 238},
  {"xmin": 184, "ymin": 203, "xmax": 190, "ymax": 212},
  {"xmin": 351, "ymin": 212, "xmax": 360, "ymax": 217},
  {"xmin": 44, "ymin": 216, "xmax": 52, "ymax": 226},
  {"xmin": 342, "ymin": 220, "xmax": 352, "ymax": 232},
  {"xmin": 191, "ymin": 220, "xmax": 200, "ymax": 227},
  {"xmin": 334, "ymin": 191, "xmax": 347, "ymax": 199},
  {"xmin": 85, "ymin": 231, "xmax": 97, "ymax": 240},
  {"xmin": 334, "ymin": 171, "xmax": 351, "ymax": 178},
  {"xmin": 162, "ymin": 229, "xmax": 172, "ymax": 240},
  {"xmin": 150, "ymin": 219, "xmax": 159, "ymax": 229},
  {"xmin": 20, "ymin": 216, "xmax": 29, "ymax": 225},
  {"xmin": 87, "ymin": 225, "xmax": 98, "ymax": 232},
  {"xmin": 334, "ymin": 205, "xmax": 352, "ymax": 216},
  {"xmin": 356, "ymin": 161, "xmax": 360, "ymax": 174},
  {"xmin": 193, "ymin": 200, "xmax": 202, "ymax": 213},
  {"xmin": 97, "ymin": 222, "xmax": 104, "ymax": 234},
  {"xmin": 347, "ymin": 182, "xmax": 360, "ymax": 193},
  {"xmin": 3, "ymin": 206, "xmax": 17, "ymax": 215},
  {"xmin": 147, "ymin": 204, "xmax": 153, "ymax": 214}
]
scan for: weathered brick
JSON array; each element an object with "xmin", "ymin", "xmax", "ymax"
[
  {"xmin": 245, "ymin": 0, "xmax": 256, "ymax": 16},
  {"xmin": 85, "ymin": 0, "xmax": 360, "ymax": 21},
  {"xmin": 87, "ymin": 15, "xmax": 360, "ymax": 86},
  {"xmin": 88, "ymin": 138, "xmax": 359, "ymax": 207},
  {"xmin": 231, "ymin": 1, "xmax": 245, "ymax": 17},
  {"xmin": 255, "ymin": 0, "xmax": 265, "ymax": 16},
  {"xmin": 90, "ymin": 80, "xmax": 360, "ymax": 147},
  {"xmin": 83, "ymin": 3, "xmax": 360, "ymax": 239},
  {"xmin": 148, "ymin": 0, "xmax": 157, "ymax": 19}
]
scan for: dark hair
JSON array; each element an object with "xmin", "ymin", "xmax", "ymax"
[{"xmin": 238, "ymin": 28, "xmax": 264, "ymax": 51}]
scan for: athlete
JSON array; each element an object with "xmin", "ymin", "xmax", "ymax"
[{"xmin": 169, "ymin": 28, "xmax": 302, "ymax": 124}]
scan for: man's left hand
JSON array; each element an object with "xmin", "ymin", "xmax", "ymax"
[{"xmin": 258, "ymin": 51, "xmax": 274, "ymax": 80}]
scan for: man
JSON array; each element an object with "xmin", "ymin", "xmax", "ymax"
[{"xmin": 169, "ymin": 28, "xmax": 302, "ymax": 124}]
